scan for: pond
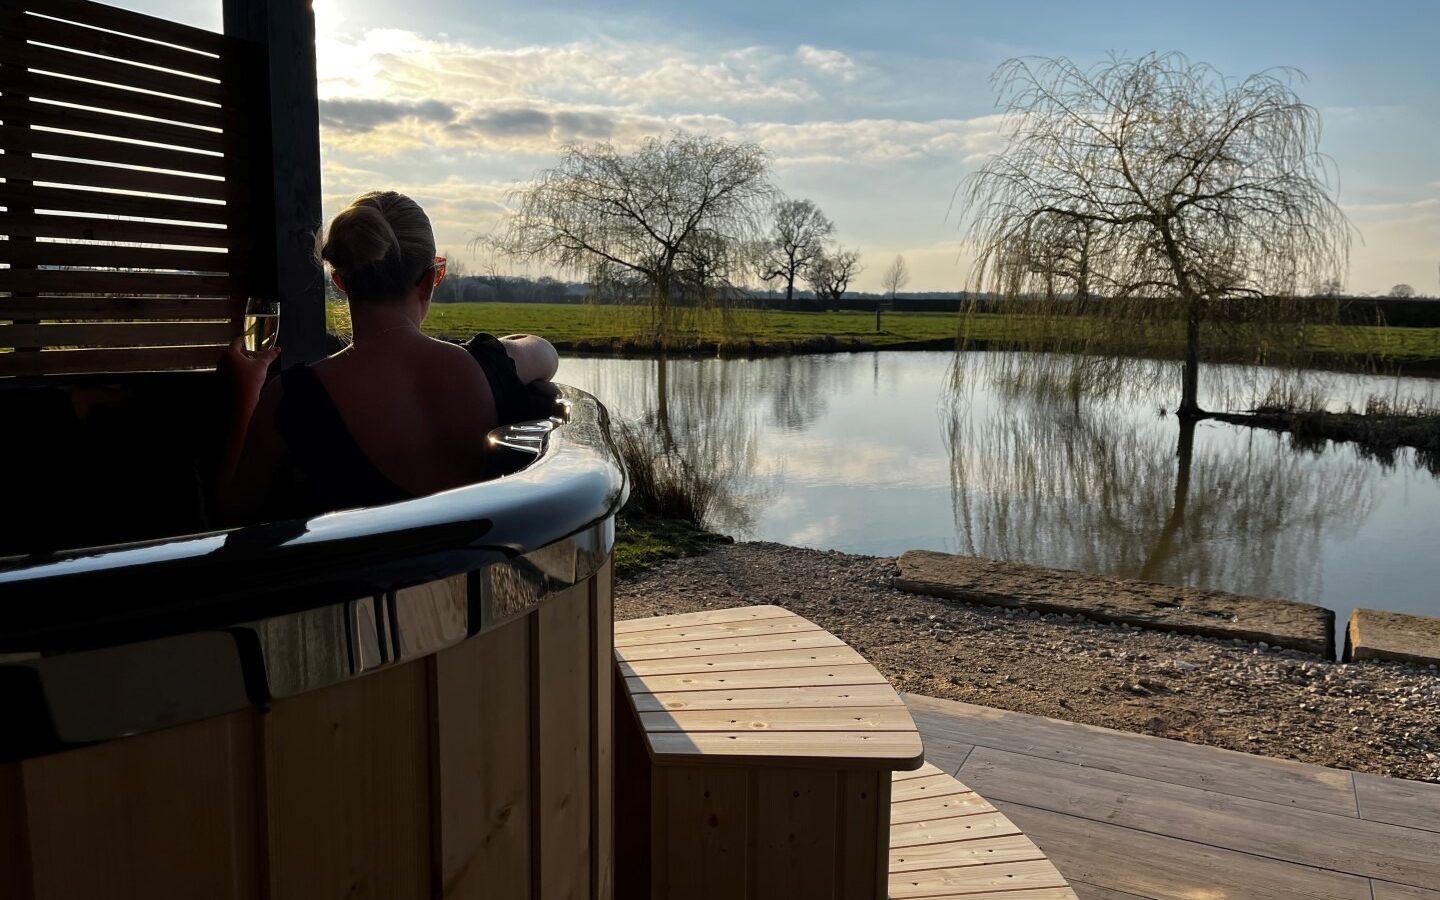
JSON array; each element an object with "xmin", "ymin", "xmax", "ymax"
[{"xmin": 556, "ymin": 351, "xmax": 1440, "ymax": 635}]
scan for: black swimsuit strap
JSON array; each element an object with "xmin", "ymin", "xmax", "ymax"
[
  {"xmin": 274, "ymin": 365, "xmax": 409, "ymax": 510},
  {"xmin": 463, "ymin": 333, "xmax": 533, "ymax": 425}
]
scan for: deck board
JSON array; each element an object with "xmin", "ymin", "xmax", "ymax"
[
  {"xmin": 910, "ymin": 693, "xmax": 1440, "ymax": 898},
  {"xmin": 1355, "ymin": 772, "xmax": 1440, "ymax": 833},
  {"xmin": 907, "ymin": 694, "xmax": 1356, "ymax": 816},
  {"xmin": 960, "ymin": 744, "xmax": 1440, "ymax": 887}
]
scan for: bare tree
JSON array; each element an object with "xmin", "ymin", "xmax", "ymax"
[
  {"xmin": 1390, "ymin": 283, "xmax": 1417, "ymax": 299},
  {"xmin": 957, "ymin": 53, "xmax": 1351, "ymax": 417},
  {"xmin": 760, "ymin": 199, "xmax": 834, "ymax": 303},
  {"xmin": 805, "ymin": 248, "xmax": 863, "ymax": 310},
  {"xmin": 881, "ymin": 254, "xmax": 910, "ymax": 301},
  {"xmin": 495, "ymin": 132, "xmax": 774, "ymax": 344}
]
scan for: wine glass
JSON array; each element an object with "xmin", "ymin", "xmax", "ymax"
[{"xmin": 244, "ymin": 297, "xmax": 280, "ymax": 353}]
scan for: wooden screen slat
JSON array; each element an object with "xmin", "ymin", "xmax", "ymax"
[
  {"xmin": 0, "ymin": 321, "xmax": 238, "ymax": 348},
  {"xmin": 7, "ymin": 43, "xmax": 229, "ymax": 105},
  {"xmin": 0, "ymin": 241, "xmax": 229, "ymax": 272},
  {"xmin": 1, "ymin": 0, "xmax": 227, "ymax": 56},
  {"xmin": 0, "ymin": 68, "xmax": 227, "ymax": 130},
  {"xmin": 0, "ymin": 155, "xmax": 230, "ymax": 201},
  {"xmin": 0, "ymin": 9, "xmax": 222, "ymax": 80},
  {"xmin": 0, "ymin": 125, "xmax": 227, "ymax": 178},
  {"xmin": 0, "ymin": 214, "xmax": 235, "ymax": 249},
  {"xmin": 0, "ymin": 97, "xmax": 226, "ymax": 154},
  {"xmin": 0, "ymin": 296, "xmax": 244, "ymax": 320},
  {"xmin": 0, "ymin": 344, "xmax": 225, "ymax": 376},
  {"xmin": 0, "ymin": 269, "xmax": 235, "ymax": 295},
  {"xmin": 0, "ymin": 185, "xmax": 230, "ymax": 224}
]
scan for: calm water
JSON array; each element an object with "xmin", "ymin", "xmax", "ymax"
[{"xmin": 557, "ymin": 352, "xmax": 1440, "ymax": 632}]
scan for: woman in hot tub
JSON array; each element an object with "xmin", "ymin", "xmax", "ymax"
[{"xmin": 218, "ymin": 190, "xmax": 558, "ymax": 522}]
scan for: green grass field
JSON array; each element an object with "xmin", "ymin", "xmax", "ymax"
[{"xmin": 326, "ymin": 301, "xmax": 1440, "ymax": 362}]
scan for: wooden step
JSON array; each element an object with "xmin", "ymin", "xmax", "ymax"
[{"xmin": 889, "ymin": 763, "xmax": 1075, "ymax": 900}]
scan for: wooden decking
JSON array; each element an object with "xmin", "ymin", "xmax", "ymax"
[{"xmin": 907, "ymin": 693, "xmax": 1440, "ymax": 900}]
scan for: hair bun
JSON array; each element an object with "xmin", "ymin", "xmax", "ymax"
[
  {"xmin": 321, "ymin": 201, "xmax": 401, "ymax": 272},
  {"xmin": 318, "ymin": 191, "xmax": 436, "ymax": 303}
]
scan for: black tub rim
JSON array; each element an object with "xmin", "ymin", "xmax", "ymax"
[{"xmin": 0, "ymin": 384, "xmax": 628, "ymax": 653}]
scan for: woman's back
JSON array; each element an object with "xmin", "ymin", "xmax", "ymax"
[{"xmin": 217, "ymin": 190, "xmax": 558, "ymax": 524}]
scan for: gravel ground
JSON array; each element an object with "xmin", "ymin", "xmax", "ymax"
[{"xmin": 617, "ymin": 542, "xmax": 1440, "ymax": 783}]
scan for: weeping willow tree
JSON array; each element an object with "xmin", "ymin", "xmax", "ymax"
[
  {"xmin": 957, "ymin": 53, "xmax": 1353, "ymax": 417},
  {"xmin": 494, "ymin": 132, "xmax": 774, "ymax": 347}
]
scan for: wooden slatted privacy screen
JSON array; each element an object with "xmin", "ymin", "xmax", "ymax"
[{"xmin": 0, "ymin": 0, "xmax": 268, "ymax": 377}]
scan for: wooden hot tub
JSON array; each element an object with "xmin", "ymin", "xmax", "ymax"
[{"xmin": 0, "ymin": 386, "xmax": 626, "ymax": 900}]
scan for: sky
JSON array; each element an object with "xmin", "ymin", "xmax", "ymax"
[{"xmin": 129, "ymin": 0, "xmax": 1438, "ymax": 294}]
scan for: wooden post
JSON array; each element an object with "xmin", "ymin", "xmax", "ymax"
[{"xmin": 223, "ymin": 0, "xmax": 327, "ymax": 366}]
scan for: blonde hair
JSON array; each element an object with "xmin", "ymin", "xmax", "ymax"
[{"xmin": 319, "ymin": 191, "xmax": 436, "ymax": 302}]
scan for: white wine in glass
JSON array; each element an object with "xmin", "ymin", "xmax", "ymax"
[{"xmin": 244, "ymin": 298, "xmax": 279, "ymax": 352}]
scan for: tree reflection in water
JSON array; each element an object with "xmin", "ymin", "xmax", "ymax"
[{"xmin": 942, "ymin": 354, "xmax": 1379, "ymax": 602}]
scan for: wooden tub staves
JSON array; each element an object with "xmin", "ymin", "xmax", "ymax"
[{"xmin": 0, "ymin": 390, "xmax": 627, "ymax": 900}]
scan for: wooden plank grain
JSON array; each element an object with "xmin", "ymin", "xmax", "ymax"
[
  {"xmin": 21, "ymin": 712, "xmax": 259, "ymax": 900},
  {"xmin": 651, "ymin": 766, "xmax": 750, "ymax": 900},
  {"xmin": 996, "ymin": 800, "xmax": 1372, "ymax": 900},
  {"xmin": 647, "ymin": 730, "xmax": 923, "ymax": 767},
  {"xmin": 0, "ymin": 68, "xmax": 226, "ymax": 129},
  {"xmin": 907, "ymin": 694, "xmax": 1359, "ymax": 817},
  {"xmin": 890, "ymin": 791, "xmax": 996, "ymax": 826},
  {"xmin": 263, "ymin": 661, "xmax": 432, "ymax": 900},
  {"xmin": 433, "ymin": 616, "xmax": 531, "ymax": 900},
  {"xmin": 0, "ymin": 344, "xmax": 224, "ymax": 376},
  {"xmin": 0, "ymin": 183, "xmax": 231, "ymax": 223},
  {"xmin": 614, "ymin": 616, "xmax": 820, "ymax": 648},
  {"xmin": 959, "ymin": 745, "xmax": 1440, "ymax": 889},
  {"xmin": 625, "ymin": 663, "xmax": 889, "ymax": 695},
  {"xmin": 0, "ymin": 154, "xmax": 229, "ymax": 201},
  {"xmin": 5, "ymin": 0, "xmax": 227, "ymax": 54},
  {"xmin": 631, "ymin": 684, "xmax": 905, "ymax": 713},
  {"xmin": 592, "ymin": 562, "xmax": 615, "ymax": 900},
  {"xmin": 0, "ymin": 321, "xmax": 237, "ymax": 349},
  {"xmin": 620, "ymin": 644, "xmax": 865, "ymax": 678},
  {"xmin": 0, "ymin": 296, "xmax": 242, "ymax": 321},
  {"xmin": 0, "ymin": 96, "xmax": 226, "ymax": 153},
  {"xmin": 751, "ymin": 768, "xmax": 839, "ymax": 900},
  {"xmin": 888, "ymin": 858, "xmax": 1070, "ymax": 899},
  {"xmin": 615, "ymin": 605, "xmax": 794, "ymax": 635},
  {"xmin": 537, "ymin": 582, "xmax": 591, "ymax": 900},
  {"xmin": 839, "ymin": 768, "xmax": 886, "ymax": 900},
  {"xmin": 0, "ymin": 214, "xmax": 234, "ymax": 248},
  {"xmin": 4, "ymin": 43, "xmax": 228, "ymax": 104},
  {"xmin": 890, "ymin": 811, "xmax": 1016, "ymax": 849},
  {"xmin": 0, "ymin": 268, "xmax": 235, "ymax": 295},
  {"xmin": 1373, "ymin": 882, "xmax": 1440, "ymax": 900},
  {"xmin": 0, "ymin": 9, "xmax": 222, "ymax": 79},
  {"xmin": 888, "ymin": 834, "xmax": 1048, "ymax": 874},
  {"xmin": 639, "ymin": 705, "xmax": 917, "ymax": 734},
  {"xmin": 0, "ymin": 125, "xmax": 226, "ymax": 178},
  {"xmin": 1355, "ymin": 772, "xmax": 1440, "ymax": 834},
  {"xmin": 615, "ymin": 629, "xmax": 842, "ymax": 663}
]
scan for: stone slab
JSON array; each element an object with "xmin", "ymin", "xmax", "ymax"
[
  {"xmin": 893, "ymin": 550, "xmax": 1334, "ymax": 657},
  {"xmin": 1345, "ymin": 608, "xmax": 1440, "ymax": 667}
]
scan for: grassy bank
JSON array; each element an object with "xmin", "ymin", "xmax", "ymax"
[
  {"xmin": 328, "ymin": 301, "xmax": 1440, "ymax": 366},
  {"xmin": 613, "ymin": 512, "xmax": 731, "ymax": 579}
]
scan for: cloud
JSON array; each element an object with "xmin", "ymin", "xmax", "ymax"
[
  {"xmin": 796, "ymin": 45, "xmax": 858, "ymax": 78},
  {"xmin": 461, "ymin": 107, "xmax": 615, "ymax": 141},
  {"xmin": 319, "ymin": 98, "xmax": 456, "ymax": 132}
]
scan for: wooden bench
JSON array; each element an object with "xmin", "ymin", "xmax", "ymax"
[{"xmin": 613, "ymin": 605, "xmax": 1074, "ymax": 899}]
